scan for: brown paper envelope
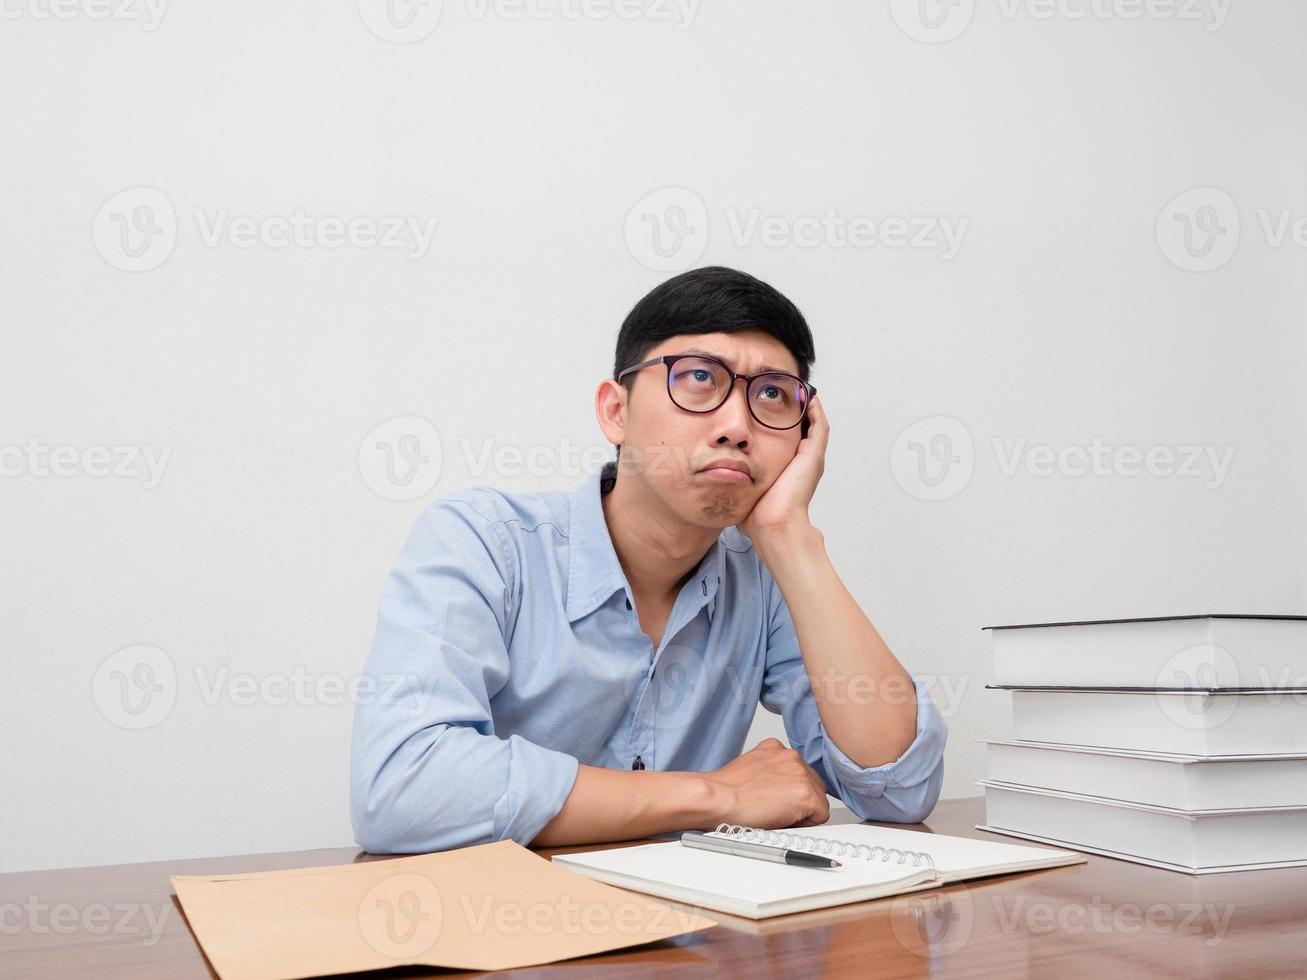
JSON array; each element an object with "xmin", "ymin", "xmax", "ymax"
[{"xmin": 170, "ymin": 839, "xmax": 717, "ymax": 978}]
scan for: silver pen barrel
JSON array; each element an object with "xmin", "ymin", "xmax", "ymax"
[{"xmin": 681, "ymin": 831, "xmax": 787, "ymax": 863}]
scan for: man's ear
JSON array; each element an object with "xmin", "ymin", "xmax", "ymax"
[{"xmin": 595, "ymin": 379, "xmax": 628, "ymax": 449}]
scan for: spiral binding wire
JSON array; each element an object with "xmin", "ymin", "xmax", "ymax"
[{"xmin": 711, "ymin": 823, "xmax": 938, "ymax": 877}]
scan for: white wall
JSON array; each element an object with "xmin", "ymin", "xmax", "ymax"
[{"xmin": 3, "ymin": 0, "xmax": 1305, "ymax": 873}]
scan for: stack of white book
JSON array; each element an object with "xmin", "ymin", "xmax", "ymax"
[{"xmin": 976, "ymin": 614, "xmax": 1307, "ymax": 873}]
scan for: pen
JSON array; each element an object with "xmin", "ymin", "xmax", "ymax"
[{"xmin": 679, "ymin": 831, "xmax": 842, "ymax": 869}]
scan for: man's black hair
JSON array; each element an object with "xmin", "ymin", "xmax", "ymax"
[{"xmin": 610, "ymin": 266, "xmax": 816, "ymax": 470}]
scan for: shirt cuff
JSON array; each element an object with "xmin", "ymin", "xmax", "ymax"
[
  {"xmin": 820, "ymin": 672, "xmax": 947, "ymax": 805},
  {"xmin": 496, "ymin": 734, "xmax": 582, "ymax": 846}
]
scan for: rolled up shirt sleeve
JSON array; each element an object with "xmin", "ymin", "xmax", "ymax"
[
  {"xmin": 350, "ymin": 496, "xmax": 581, "ymax": 854},
  {"xmin": 758, "ymin": 573, "xmax": 947, "ymax": 824}
]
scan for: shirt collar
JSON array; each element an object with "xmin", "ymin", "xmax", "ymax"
[{"xmin": 565, "ymin": 460, "xmax": 726, "ymax": 624}]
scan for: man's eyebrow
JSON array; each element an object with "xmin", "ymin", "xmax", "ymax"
[{"xmin": 680, "ymin": 346, "xmax": 795, "ymax": 375}]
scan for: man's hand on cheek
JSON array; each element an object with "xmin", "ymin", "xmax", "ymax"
[{"xmin": 738, "ymin": 395, "xmax": 827, "ymax": 545}]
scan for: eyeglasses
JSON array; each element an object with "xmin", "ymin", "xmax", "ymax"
[{"xmin": 616, "ymin": 353, "xmax": 816, "ymax": 431}]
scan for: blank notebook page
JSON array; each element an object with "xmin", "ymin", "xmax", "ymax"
[
  {"xmin": 552, "ymin": 832, "xmax": 932, "ymax": 912},
  {"xmin": 553, "ymin": 824, "xmax": 1082, "ymax": 914},
  {"xmin": 777, "ymin": 824, "xmax": 1082, "ymax": 879}
]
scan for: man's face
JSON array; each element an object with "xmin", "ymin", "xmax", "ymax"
[{"xmin": 614, "ymin": 330, "xmax": 805, "ymax": 530}]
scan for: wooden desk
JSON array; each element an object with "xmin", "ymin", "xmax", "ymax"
[{"xmin": 3, "ymin": 796, "xmax": 1304, "ymax": 978}]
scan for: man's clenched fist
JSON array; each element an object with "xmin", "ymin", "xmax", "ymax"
[{"xmin": 700, "ymin": 737, "xmax": 831, "ymax": 830}]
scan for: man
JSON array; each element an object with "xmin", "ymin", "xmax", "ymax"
[{"xmin": 350, "ymin": 266, "xmax": 946, "ymax": 853}]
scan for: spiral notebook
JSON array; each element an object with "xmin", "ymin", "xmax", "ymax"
[{"xmin": 552, "ymin": 823, "xmax": 1085, "ymax": 919}]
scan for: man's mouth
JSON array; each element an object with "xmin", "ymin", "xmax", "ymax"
[{"xmin": 698, "ymin": 461, "xmax": 753, "ymax": 483}]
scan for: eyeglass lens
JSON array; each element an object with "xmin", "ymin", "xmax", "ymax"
[{"xmin": 666, "ymin": 356, "xmax": 808, "ymax": 428}]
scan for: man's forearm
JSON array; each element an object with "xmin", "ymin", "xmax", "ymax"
[
  {"xmin": 753, "ymin": 522, "xmax": 917, "ymax": 768},
  {"xmin": 529, "ymin": 764, "xmax": 725, "ymax": 848}
]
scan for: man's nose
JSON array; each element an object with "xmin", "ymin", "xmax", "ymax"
[{"xmin": 711, "ymin": 380, "xmax": 754, "ymax": 443}]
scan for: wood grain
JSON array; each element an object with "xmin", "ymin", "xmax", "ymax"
[{"xmin": 2, "ymin": 797, "xmax": 1303, "ymax": 979}]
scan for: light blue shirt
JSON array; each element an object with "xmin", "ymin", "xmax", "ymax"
[{"xmin": 350, "ymin": 460, "xmax": 947, "ymax": 853}]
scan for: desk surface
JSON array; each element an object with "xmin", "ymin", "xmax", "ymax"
[{"xmin": 3, "ymin": 796, "xmax": 1305, "ymax": 979}]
